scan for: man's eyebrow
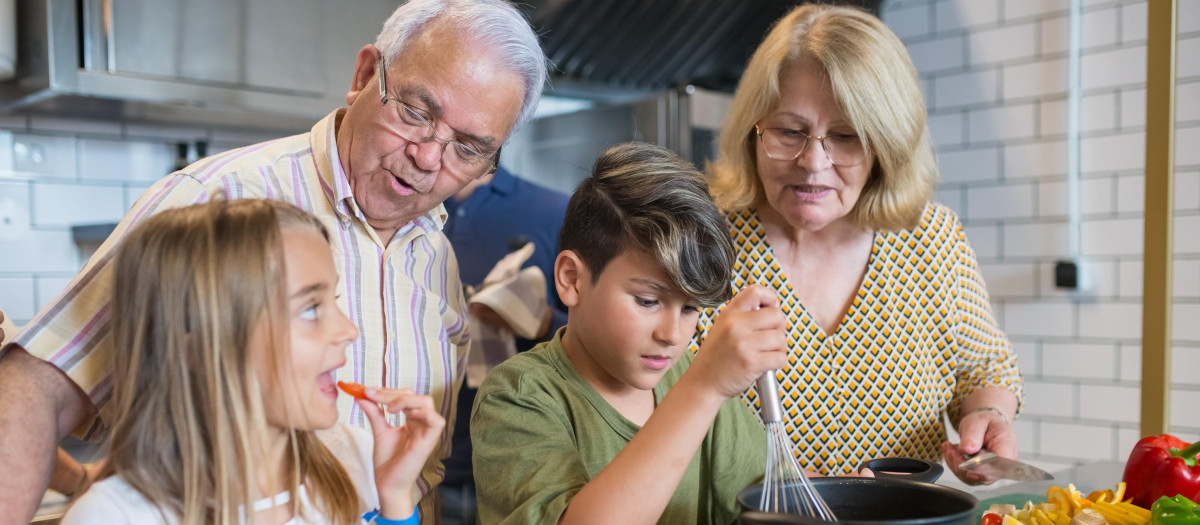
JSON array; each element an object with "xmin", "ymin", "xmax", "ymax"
[{"xmin": 399, "ymin": 86, "xmax": 498, "ymax": 149}]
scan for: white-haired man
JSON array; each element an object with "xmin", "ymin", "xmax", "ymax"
[{"xmin": 0, "ymin": 1, "xmax": 546, "ymax": 522}]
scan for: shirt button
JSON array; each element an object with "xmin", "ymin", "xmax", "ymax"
[{"xmin": 456, "ymin": 209, "xmax": 465, "ymax": 217}]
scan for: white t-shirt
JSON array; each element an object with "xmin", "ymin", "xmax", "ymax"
[{"xmin": 61, "ymin": 424, "xmax": 381, "ymax": 525}]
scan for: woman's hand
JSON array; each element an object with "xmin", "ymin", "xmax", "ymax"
[
  {"xmin": 357, "ymin": 388, "xmax": 445, "ymax": 520},
  {"xmin": 690, "ymin": 285, "xmax": 789, "ymax": 400},
  {"xmin": 941, "ymin": 408, "xmax": 1017, "ymax": 485}
]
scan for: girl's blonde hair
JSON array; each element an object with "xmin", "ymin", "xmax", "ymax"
[
  {"xmin": 709, "ymin": 4, "xmax": 938, "ymax": 231},
  {"xmin": 101, "ymin": 199, "xmax": 359, "ymax": 525}
]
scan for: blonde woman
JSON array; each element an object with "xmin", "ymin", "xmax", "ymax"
[
  {"xmin": 62, "ymin": 200, "xmax": 443, "ymax": 525},
  {"xmin": 691, "ymin": 4, "xmax": 1023, "ymax": 484}
]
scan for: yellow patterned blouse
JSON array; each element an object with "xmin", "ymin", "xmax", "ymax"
[{"xmin": 689, "ymin": 203, "xmax": 1023, "ymax": 475}]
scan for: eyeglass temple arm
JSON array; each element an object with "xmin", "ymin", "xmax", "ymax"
[{"xmin": 377, "ymin": 57, "xmax": 388, "ymax": 105}]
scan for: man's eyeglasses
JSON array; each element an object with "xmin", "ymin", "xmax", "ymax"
[
  {"xmin": 755, "ymin": 125, "xmax": 867, "ymax": 167},
  {"xmin": 377, "ymin": 58, "xmax": 501, "ymax": 179}
]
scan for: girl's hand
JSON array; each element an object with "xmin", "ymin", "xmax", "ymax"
[{"xmin": 356, "ymin": 388, "xmax": 445, "ymax": 520}]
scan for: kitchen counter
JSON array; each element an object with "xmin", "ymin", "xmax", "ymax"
[{"xmin": 962, "ymin": 461, "xmax": 1126, "ymax": 498}]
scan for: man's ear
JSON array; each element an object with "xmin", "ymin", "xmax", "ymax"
[
  {"xmin": 554, "ymin": 251, "xmax": 588, "ymax": 308},
  {"xmin": 346, "ymin": 45, "xmax": 382, "ymax": 106}
]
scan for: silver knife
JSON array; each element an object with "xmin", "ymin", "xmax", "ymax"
[{"xmin": 957, "ymin": 451, "xmax": 1054, "ymax": 482}]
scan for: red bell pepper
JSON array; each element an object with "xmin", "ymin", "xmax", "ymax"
[{"xmin": 1122, "ymin": 434, "xmax": 1200, "ymax": 508}]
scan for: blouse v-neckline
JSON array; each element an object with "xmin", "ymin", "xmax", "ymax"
[{"xmin": 747, "ymin": 209, "xmax": 881, "ymax": 342}]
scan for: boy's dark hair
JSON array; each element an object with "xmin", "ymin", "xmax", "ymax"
[{"xmin": 559, "ymin": 142, "xmax": 735, "ymax": 307}]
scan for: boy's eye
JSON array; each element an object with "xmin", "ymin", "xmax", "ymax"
[
  {"xmin": 300, "ymin": 304, "xmax": 319, "ymax": 321},
  {"xmin": 634, "ymin": 296, "xmax": 659, "ymax": 308}
]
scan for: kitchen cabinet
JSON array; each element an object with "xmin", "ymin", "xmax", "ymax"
[{"xmin": 1, "ymin": 0, "xmax": 399, "ymax": 130}]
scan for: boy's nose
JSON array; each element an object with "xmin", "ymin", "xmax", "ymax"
[{"xmin": 653, "ymin": 314, "xmax": 689, "ymax": 347}]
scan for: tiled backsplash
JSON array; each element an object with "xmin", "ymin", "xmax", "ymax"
[
  {"xmin": 0, "ymin": 115, "xmax": 291, "ymax": 326},
  {"xmin": 881, "ymin": 0, "xmax": 1200, "ymax": 470}
]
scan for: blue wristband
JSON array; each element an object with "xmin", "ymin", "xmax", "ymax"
[{"xmin": 362, "ymin": 506, "xmax": 419, "ymax": 525}]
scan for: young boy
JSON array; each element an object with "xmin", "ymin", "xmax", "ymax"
[{"xmin": 471, "ymin": 142, "xmax": 789, "ymax": 524}]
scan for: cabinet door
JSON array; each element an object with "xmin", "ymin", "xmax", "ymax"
[{"xmin": 105, "ymin": 0, "xmax": 323, "ymax": 96}]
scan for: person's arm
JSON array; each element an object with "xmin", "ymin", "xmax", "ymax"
[
  {"xmin": 559, "ymin": 285, "xmax": 788, "ymax": 525},
  {"xmin": 356, "ymin": 389, "xmax": 445, "ymax": 522},
  {"xmin": 0, "ymin": 346, "xmax": 97, "ymax": 522},
  {"xmin": 940, "ymin": 213, "xmax": 1024, "ymax": 484}
]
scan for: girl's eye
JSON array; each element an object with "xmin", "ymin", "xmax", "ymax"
[
  {"xmin": 682, "ymin": 304, "xmax": 700, "ymax": 314},
  {"xmin": 634, "ymin": 296, "xmax": 659, "ymax": 308},
  {"xmin": 300, "ymin": 304, "xmax": 319, "ymax": 321}
]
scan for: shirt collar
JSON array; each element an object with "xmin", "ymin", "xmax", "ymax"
[
  {"xmin": 312, "ymin": 109, "xmax": 358, "ymax": 224},
  {"xmin": 488, "ymin": 166, "xmax": 516, "ymax": 196}
]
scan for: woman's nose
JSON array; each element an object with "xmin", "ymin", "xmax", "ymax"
[{"xmin": 795, "ymin": 136, "xmax": 833, "ymax": 172}]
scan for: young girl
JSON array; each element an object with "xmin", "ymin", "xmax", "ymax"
[{"xmin": 61, "ymin": 199, "xmax": 443, "ymax": 525}]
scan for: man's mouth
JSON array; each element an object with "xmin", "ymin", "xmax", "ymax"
[{"xmin": 387, "ymin": 170, "xmax": 416, "ymax": 196}]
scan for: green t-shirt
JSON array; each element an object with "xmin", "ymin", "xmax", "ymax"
[{"xmin": 471, "ymin": 328, "xmax": 766, "ymax": 525}]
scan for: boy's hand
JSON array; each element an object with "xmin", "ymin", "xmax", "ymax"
[
  {"xmin": 357, "ymin": 388, "xmax": 445, "ymax": 520},
  {"xmin": 690, "ymin": 285, "xmax": 789, "ymax": 400}
]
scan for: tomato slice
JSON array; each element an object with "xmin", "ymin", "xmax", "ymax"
[
  {"xmin": 981, "ymin": 513, "xmax": 1003, "ymax": 525},
  {"xmin": 337, "ymin": 381, "xmax": 367, "ymax": 400}
]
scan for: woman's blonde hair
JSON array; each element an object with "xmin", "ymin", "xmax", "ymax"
[
  {"xmin": 101, "ymin": 199, "xmax": 359, "ymax": 525},
  {"xmin": 709, "ymin": 4, "xmax": 938, "ymax": 231}
]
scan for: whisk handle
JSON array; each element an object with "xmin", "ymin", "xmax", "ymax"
[{"xmin": 755, "ymin": 371, "xmax": 784, "ymax": 423}]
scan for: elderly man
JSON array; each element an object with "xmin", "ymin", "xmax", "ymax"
[{"xmin": 0, "ymin": 0, "xmax": 545, "ymax": 522}]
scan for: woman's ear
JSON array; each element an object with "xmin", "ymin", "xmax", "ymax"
[
  {"xmin": 346, "ymin": 44, "xmax": 382, "ymax": 106},
  {"xmin": 554, "ymin": 251, "xmax": 588, "ymax": 308}
]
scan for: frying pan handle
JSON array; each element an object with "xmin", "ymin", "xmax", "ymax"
[{"xmin": 855, "ymin": 457, "xmax": 944, "ymax": 483}]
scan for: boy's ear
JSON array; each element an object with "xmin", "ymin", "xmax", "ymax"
[{"xmin": 554, "ymin": 251, "xmax": 588, "ymax": 308}]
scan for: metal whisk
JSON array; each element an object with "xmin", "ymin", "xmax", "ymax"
[{"xmin": 756, "ymin": 371, "xmax": 837, "ymax": 521}]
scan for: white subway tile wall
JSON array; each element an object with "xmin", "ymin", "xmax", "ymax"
[
  {"xmin": 0, "ymin": 119, "xmax": 290, "ymax": 328},
  {"xmin": 881, "ymin": 0, "xmax": 1200, "ymax": 465}
]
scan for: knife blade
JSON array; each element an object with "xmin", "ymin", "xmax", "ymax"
[{"xmin": 957, "ymin": 451, "xmax": 1054, "ymax": 482}]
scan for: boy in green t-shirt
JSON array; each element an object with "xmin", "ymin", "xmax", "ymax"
[{"xmin": 471, "ymin": 142, "xmax": 789, "ymax": 524}]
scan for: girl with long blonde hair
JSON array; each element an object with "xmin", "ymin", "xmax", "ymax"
[{"xmin": 62, "ymin": 199, "xmax": 442, "ymax": 525}]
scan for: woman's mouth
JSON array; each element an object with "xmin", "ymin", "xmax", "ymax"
[{"xmin": 791, "ymin": 184, "xmax": 832, "ymax": 201}]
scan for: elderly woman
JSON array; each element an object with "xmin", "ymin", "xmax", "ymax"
[{"xmin": 690, "ymin": 4, "xmax": 1023, "ymax": 484}]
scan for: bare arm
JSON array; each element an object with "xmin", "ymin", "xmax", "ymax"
[
  {"xmin": 0, "ymin": 346, "xmax": 97, "ymax": 523},
  {"xmin": 559, "ymin": 286, "xmax": 788, "ymax": 525}
]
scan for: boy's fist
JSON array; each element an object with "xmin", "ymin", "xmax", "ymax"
[{"xmin": 691, "ymin": 285, "xmax": 789, "ymax": 399}]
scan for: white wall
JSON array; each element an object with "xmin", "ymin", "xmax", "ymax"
[
  {"xmin": 881, "ymin": 0, "xmax": 1200, "ymax": 470},
  {"xmin": 0, "ymin": 117, "xmax": 284, "ymax": 327}
]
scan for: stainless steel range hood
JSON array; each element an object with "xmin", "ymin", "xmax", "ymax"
[
  {"xmin": 527, "ymin": 0, "xmax": 883, "ymax": 94},
  {"xmin": 1, "ymin": 0, "xmax": 398, "ymax": 131}
]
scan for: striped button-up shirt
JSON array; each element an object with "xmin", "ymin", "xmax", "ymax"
[{"xmin": 6, "ymin": 109, "xmax": 470, "ymax": 517}]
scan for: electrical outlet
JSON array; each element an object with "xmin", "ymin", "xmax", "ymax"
[
  {"xmin": 12, "ymin": 134, "xmax": 77, "ymax": 179},
  {"xmin": 1054, "ymin": 258, "xmax": 1093, "ymax": 293}
]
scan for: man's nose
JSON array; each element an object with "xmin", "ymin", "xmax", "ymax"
[{"xmin": 408, "ymin": 137, "xmax": 446, "ymax": 173}]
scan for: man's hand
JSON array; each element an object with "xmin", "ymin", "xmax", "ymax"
[
  {"xmin": 0, "ymin": 346, "xmax": 97, "ymax": 522},
  {"xmin": 468, "ymin": 302, "xmax": 553, "ymax": 339}
]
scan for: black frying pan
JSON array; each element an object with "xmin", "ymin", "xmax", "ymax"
[{"xmin": 737, "ymin": 458, "xmax": 978, "ymax": 525}]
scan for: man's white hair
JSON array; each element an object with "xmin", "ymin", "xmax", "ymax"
[{"xmin": 374, "ymin": 0, "xmax": 547, "ymax": 132}]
